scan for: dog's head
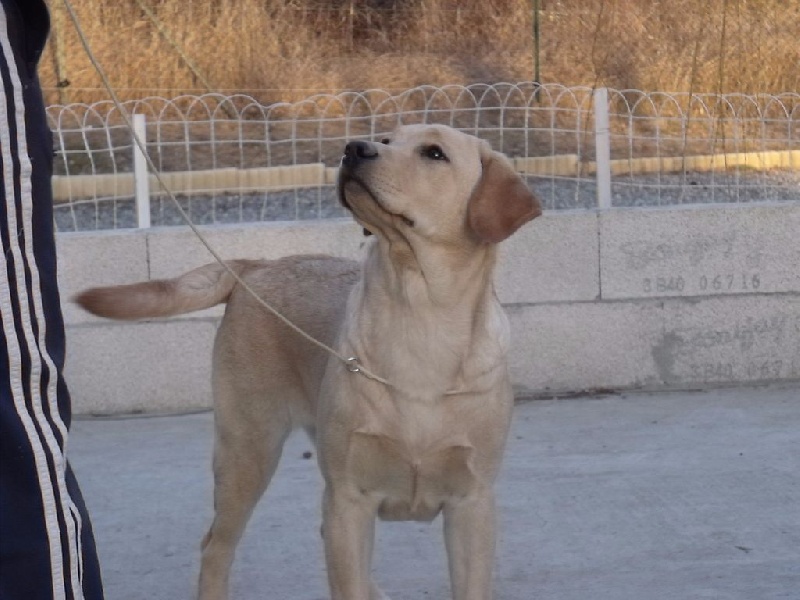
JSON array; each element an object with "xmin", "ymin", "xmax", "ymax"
[{"xmin": 337, "ymin": 124, "xmax": 542, "ymax": 248}]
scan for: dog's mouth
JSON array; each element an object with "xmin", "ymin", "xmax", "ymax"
[
  {"xmin": 336, "ymin": 168, "xmax": 357, "ymax": 212},
  {"xmin": 337, "ymin": 169, "xmax": 415, "ymax": 230}
]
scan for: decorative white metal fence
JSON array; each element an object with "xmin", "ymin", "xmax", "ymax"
[{"xmin": 46, "ymin": 83, "xmax": 800, "ymax": 231}]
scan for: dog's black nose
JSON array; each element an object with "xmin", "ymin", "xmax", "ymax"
[{"xmin": 342, "ymin": 141, "xmax": 379, "ymax": 167}]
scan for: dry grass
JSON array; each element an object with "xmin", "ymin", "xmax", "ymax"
[{"xmin": 43, "ymin": 0, "xmax": 799, "ymax": 106}]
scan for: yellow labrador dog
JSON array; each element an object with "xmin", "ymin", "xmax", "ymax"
[{"xmin": 76, "ymin": 124, "xmax": 542, "ymax": 600}]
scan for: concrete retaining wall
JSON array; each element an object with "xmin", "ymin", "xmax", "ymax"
[{"xmin": 59, "ymin": 202, "xmax": 800, "ymax": 414}]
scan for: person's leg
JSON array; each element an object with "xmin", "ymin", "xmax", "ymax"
[{"xmin": 0, "ymin": 3, "xmax": 103, "ymax": 598}]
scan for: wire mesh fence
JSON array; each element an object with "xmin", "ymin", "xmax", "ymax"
[{"xmin": 46, "ymin": 83, "xmax": 800, "ymax": 232}]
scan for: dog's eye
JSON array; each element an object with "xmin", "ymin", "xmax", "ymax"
[
  {"xmin": 381, "ymin": 138, "xmax": 391, "ymax": 145},
  {"xmin": 420, "ymin": 144, "xmax": 448, "ymax": 161}
]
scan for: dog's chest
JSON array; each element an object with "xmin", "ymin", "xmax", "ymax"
[{"xmin": 346, "ymin": 423, "xmax": 476, "ymax": 522}]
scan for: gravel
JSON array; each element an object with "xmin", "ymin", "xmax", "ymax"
[
  {"xmin": 54, "ymin": 170, "xmax": 800, "ymax": 232},
  {"xmin": 533, "ymin": 169, "xmax": 800, "ymax": 211}
]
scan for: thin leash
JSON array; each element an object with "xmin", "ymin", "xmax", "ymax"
[{"xmin": 60, "ymin": 0, "xmax": 391, "ymax": 388}]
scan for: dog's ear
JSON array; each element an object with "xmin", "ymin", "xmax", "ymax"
[{"xmin": 467, "ymin": 143, "xmax": 542, "ymax": 244}]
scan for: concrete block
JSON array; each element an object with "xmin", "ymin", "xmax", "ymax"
[
  {"xmin": 652, "ymin": 295, "xmax": 800, "ymax": 386},
  {"xmin": 66, "ymin": 320, "xmax": 217, "ymax": 415},
  {"xmin": 497, "ymin": 211, "xmax": 599, "ymax": 304},
  {"xmin": 600, "ymin": 203, "xmax": 800, "ymax": 300},
  {"xmin": 506, "ymin": 301, "xmax": 663, "ymax": 395},
  {"xmin": 508, "ymin": 293, "xmax": 800, "ymax": 396},
  {"xmin": 57, "ymin": 231, "xmax": 149, "ymax": 325}
]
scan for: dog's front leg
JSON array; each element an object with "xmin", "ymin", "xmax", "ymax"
[
  {"xmin": 322, "ymin": 485, "xmax": 377, "ymax": 600},
  {"xmin": 443, "ymin": 489, "xmax": 496, "ymax": 600}
]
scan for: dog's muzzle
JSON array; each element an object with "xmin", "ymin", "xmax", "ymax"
[{"xmin": 338, "ymin": 141, "xmax": 380, "ymax": 230}]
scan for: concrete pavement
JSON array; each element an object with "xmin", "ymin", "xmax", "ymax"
[{"xmin": 69, "ymin": 384, "xmax": 800, "ymax": 600}]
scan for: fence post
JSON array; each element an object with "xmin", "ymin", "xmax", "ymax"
[
  {"xmin": 132, "ymin": 114, "xmax": 151, "ymax": 228},
  {"xmin": 594, "ymin": 87, "xmax": 612, "ymax": 209}
]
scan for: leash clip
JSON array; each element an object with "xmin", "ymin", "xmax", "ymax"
[{"xmin": 345, "ymin": 357, "xmax": 362, "ymax": 373}]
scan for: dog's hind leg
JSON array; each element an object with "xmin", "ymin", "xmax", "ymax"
[{"xmin": 197, "ymin": 382, "xmax": 292, "ymax": 600}]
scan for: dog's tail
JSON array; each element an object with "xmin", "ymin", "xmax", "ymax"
[{"xmin": 74, "ymin": 260, "xmax": 251, "ymax": 320}]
